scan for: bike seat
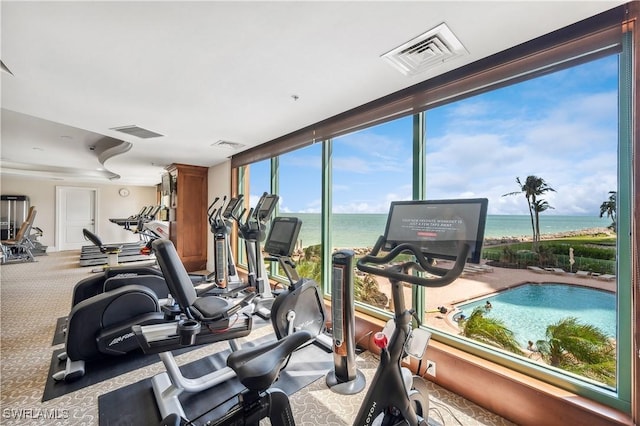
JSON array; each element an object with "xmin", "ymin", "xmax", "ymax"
[{"xmin": 227, "ymin": 330, "xmax": 313, "ymax": 391}]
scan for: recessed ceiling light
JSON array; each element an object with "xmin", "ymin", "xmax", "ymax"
[{"xmin": 32, "ymin": 147, "xmax": 44, "ymax": 151}]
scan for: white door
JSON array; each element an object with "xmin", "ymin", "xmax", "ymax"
[{"xmin": 56, "ymin": 186, "xmax": 97, "ymax": 251}]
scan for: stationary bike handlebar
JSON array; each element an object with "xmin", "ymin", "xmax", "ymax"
[{"xmin": 356, "ymin": 236, "xmax": 470, "ymax": 288}]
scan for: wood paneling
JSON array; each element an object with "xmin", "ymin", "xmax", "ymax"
[{"xmin": 166, "ymin": 163, "xmax": 207, "ymax": 272}]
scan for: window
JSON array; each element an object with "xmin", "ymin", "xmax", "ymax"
[
  {"xmin": 423, "ymin": 55, "xmax": 620, "ymax": 390},
  {"xmin": 277, "ymin": 144, "xmax": 322, "ymax": 284},
  {"xmin": 331, "ymin": 117, "xmax": 413, "ymax": 314},
  {"xmin": 237, "ymin": 159, "xmax": 271, "ymax": 267},
  {"xmin": 244, "ymin": 159, "xmax": 271, "ymax": 208},
  {"xmin": 232, "ymin": 6, "xmax": 635, "ymax": 412}
]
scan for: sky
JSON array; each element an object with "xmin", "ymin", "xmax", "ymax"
[{"xmin": 251, "ymin": 54, "xmax": 619, "ymax": 217}]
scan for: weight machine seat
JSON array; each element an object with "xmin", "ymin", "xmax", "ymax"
[
  {"xmin": 152, "ymin": 239, "xmax": 232, "ymax": 321},
  {"xmin": 227, "ymin": 330, "xmax": 313, "ymax": 391},
  {"xmin": 1, "ymin": 206, "xmax": 37, "ymax": 263}
]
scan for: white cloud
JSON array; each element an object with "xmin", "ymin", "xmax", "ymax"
[{"xmin": 278, "ymin": 58, "xmax": 619, "ymax": 216}]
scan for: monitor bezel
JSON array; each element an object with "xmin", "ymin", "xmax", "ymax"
[
  {"xmin": 382, "ymin": 198, "xmax": 488, "ymax": 264},
  {"xmin": 264, "ymin": 216, "xmax": 302, "ymax": 257},
  {"xmin": 222, "ymin": 197, "xmax": 243, "ymax": 219},
  {"xmin": 257, "ymin": 194, "xmax": 279, "ymax": 222}
]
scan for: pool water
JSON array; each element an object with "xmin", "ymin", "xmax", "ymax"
[{"xmin": 456, "ymin": 284, "xmax": 616, "ymax": 346}]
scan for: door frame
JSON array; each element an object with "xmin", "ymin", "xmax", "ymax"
[{"xmin": 55, "ymin": 186, "xmax": 99, "ymax": 251}]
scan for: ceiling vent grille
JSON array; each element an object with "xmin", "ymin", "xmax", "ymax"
[
  {"xmin": 110, "ymin": 125, "xmax": 164, "ymax": 139},
  {"xmin": 381, "ymin": 23, "xmax": 467, "ymax": 76},
  {"xmin": 212, "ymin": 140, "xmax": 245, "ymax": 150}
]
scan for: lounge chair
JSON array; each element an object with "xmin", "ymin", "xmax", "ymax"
[
  {"xmin": 575, "ymin": 270, "xmax": 590, "ymax": 278},
  {"xmin": 527, "ymin": 266, "xmax": 547, "ymax": 273},
  {"xmin": 596, "ymin": 274, "xmax": 616, "ymax": 281},
  {"xmin": 548, "ymin": 268, "xmax": 566, "ymax": 275}
]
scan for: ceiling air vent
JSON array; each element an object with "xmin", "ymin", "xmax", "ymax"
[
  {"xmin": 381, "ymin": 23, "xmax": 467, "ymax": 76},
  {"xmin": 212, "ymin": 140, "xmax": 245, "ymax": 150},
  {"xmin": 110, "ymin": 125, "xmax": 164, "ymax": 139}
]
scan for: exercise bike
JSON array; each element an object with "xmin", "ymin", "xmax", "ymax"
[
  {"xmin": 135, "ymin": 237, "xmax": 317, "ymax": 422},
  {"xmin": 267, "ymin": 216, "xmax": 332, "ymax": 349},
  {"xmin": 53, "ymin": 240, "xmax": 246, "ymax": 382},
  {"xmin": 158, "ymin": 329, "xmax": 313, "ymax": 426},
  {"xmin": 353, "ymin": 198, "xmax": 488, "ymax": 425}
]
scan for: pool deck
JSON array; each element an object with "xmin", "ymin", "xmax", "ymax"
[{"xmin": 374, "ymin": 261, "xmax": 616, "ymax": 335}]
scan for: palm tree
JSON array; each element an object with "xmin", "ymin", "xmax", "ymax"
[
  {"xmin": 460, "ymin": 307, "xmax": 523, "ymax": 355},
  {"xmin": 503, "ymin": 175, "xmax": 555, "ymax": 250},
  {"xmin": 599, "ymin": 191, "xmax": 617, "ymax": 232},
  {"xmin": 535, "ymin": 317, "xmax": 615, "ymax": 386},
  {"xmin": 532, "ymin": 199, "xmax": 554, "ymax": 243}
]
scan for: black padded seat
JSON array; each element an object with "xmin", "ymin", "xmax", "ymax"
[
  {"xmin": 152, "ymin": 238, "xmax": 233, "ymax": 321},
  {"xmin": 226, "ymin": 330, "xmax": 312, "ymax": 391},
  {"xmin": 191, "ymin": 297, "xmax": 233, "ymax": 320}
]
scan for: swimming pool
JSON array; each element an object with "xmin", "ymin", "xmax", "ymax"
[{"xmin": 456, "ymin": 283, "xmax": 616, "ymax": 346}]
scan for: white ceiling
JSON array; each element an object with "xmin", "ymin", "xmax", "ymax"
[{"xmin": 0, "ymin": 1, "xmax": 626, "ymax": 187}]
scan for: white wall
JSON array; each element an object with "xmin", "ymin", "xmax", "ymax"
[
  {"xmin": 206, "ymin": 160, "xmax": 232, "ymax": 272},
  {"xmin": 1, "ymin": 175, "xmax": 157, "ymax": 250}
]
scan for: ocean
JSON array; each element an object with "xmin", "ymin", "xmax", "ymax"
[{"xmin": 282, "ymin": 213, "xmax": 612, "ymax": 249}]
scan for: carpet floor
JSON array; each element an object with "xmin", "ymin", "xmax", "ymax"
[{"xmin": 0, "ymin": 250, "xmax": 514, "ymax": 425}]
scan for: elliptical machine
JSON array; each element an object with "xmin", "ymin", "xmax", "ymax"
[
  {"xmin": 353, "ymin": 198, "xmax": 488, "ymax": 425},
  {"xmin": 232, "ymin": 192, "xmax": 279, "ymax": 319},
  {"xmin": 204, "ymin": 195, "xmax": 247, "ymax": 296}
]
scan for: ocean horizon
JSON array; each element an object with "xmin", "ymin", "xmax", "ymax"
[{"xmin": 282, "ymin": 213, "xmax": 612, "ymax": 248}]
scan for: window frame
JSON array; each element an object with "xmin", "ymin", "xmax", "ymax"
[{"xmin": 232, "ymin": 4, "xmax": 636, "ymax": 413}]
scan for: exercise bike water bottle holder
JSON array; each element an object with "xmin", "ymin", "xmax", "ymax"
[{"xmin": 177, "ymin": 319, "xmax": 201, "ymax": 346}]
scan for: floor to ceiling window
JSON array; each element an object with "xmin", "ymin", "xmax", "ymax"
[
  {"xmin": 231, "ymin": 9, "xmax": 635, "ymax": 413},
  {"xmin": 237, "ymin": 158, "xmax": 271, "ymax": 266},
  {"xmin": 330, "ymin": 117, "xmax": 414, "ymax": 313},
  {"xmin": 422, "ymin": 54, "xmax": 621, "ymax": 391},
  {"xmin": 277, "ymin": 144, "xmax": 322, "ymax": 283},
  {"xmin": 243, "ymin": 158, "xmax": 271, "ymax": 208}
]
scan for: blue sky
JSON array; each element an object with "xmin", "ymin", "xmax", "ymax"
[{"xmin": 252, "ymin": 54, "xmax": 619, "ymax": 216}]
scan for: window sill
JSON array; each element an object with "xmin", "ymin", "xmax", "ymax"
[{"xmin": 351, "ymin": 310, "xmax": 632, "ymax": 426}]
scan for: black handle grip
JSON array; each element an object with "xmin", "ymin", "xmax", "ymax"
[{"xmin": 356, "ymin": 241, "xmax": 470, "ymax": 288}]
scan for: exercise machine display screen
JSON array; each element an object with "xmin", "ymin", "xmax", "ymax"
[
  {"xmin": 263, "ymin": 217, "xmax": 302, "ymax": 257},
  {"xmin": 257, "ymin": 194, "xmax": 278, "ymax": 222},
  {"xmin": 382, "ymin": 198, "xmax": 488, "ymax": 264},
  {"xmin": 222, "ymin": 197, "xmax": 243, "ymax": 219}
]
